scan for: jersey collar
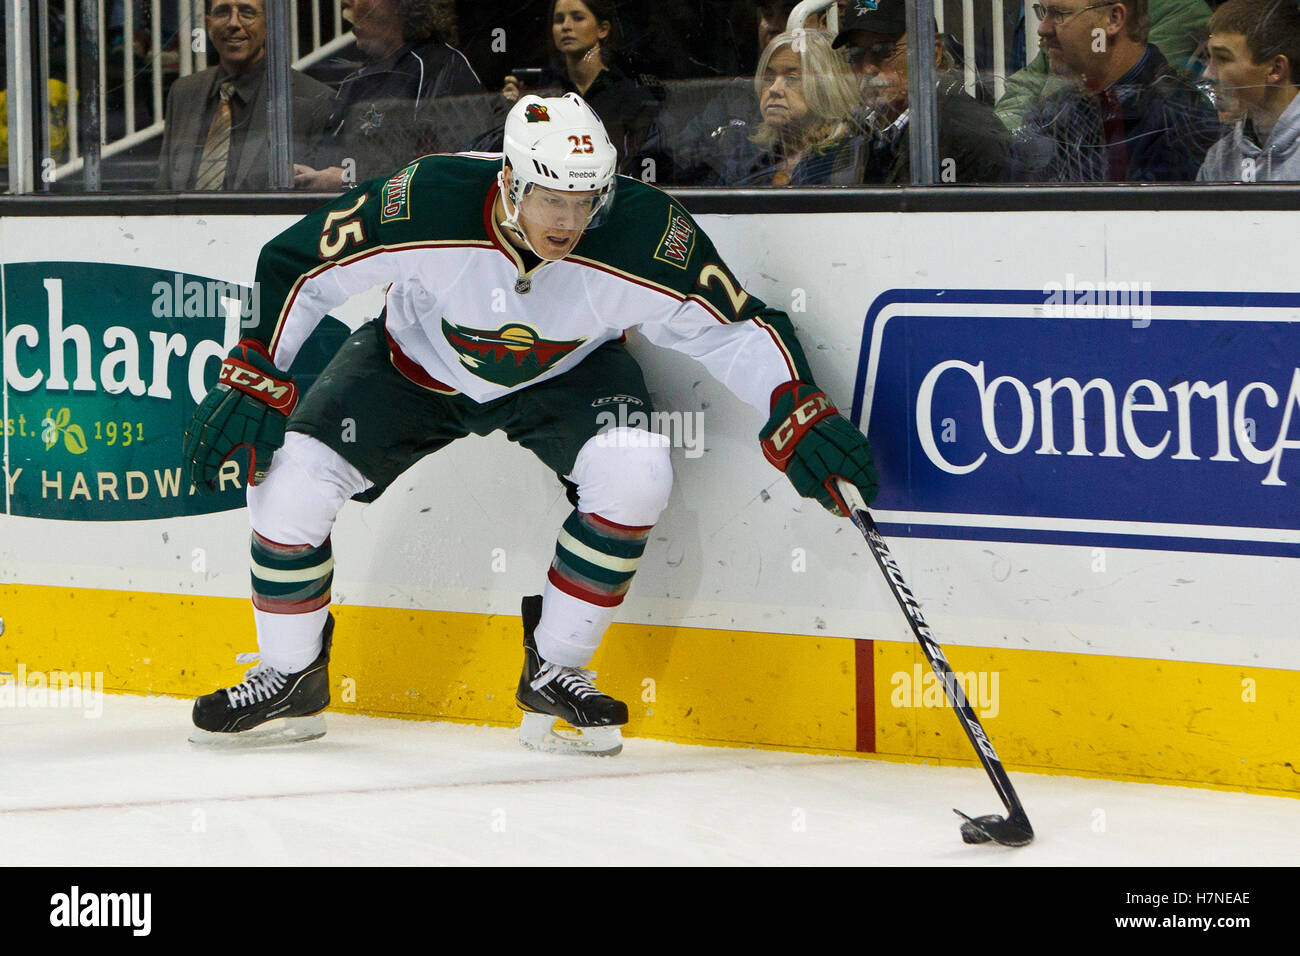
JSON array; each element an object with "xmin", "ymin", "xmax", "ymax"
[{"xmin": 483, "ymin": 178, "xmax": 554, "ymax": 285}]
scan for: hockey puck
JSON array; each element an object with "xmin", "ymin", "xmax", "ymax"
[{"xmin": 954, "ymin": 808, "xmax": 1035, "ymax": 847}]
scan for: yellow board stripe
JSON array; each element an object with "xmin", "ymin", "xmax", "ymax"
[
  {"xmin": 871, "ymin": 639, "xmax": 1300, "ymax": 796},
  {"xmin": 1, "ymin": 582, "xmax": 1296, "ymax": 796},
  {"xmin": 0, "ymin": 584, "xmax": 853, "ymax": 752}
]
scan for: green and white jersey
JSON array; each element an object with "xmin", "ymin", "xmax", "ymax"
[{"xmin": 250, "ymin": 153, "xmax": 814, "ymax": 413}]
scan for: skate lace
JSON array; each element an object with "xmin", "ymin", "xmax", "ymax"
[
  {"xmin": 224, "ymin": 653, "xmax": 288, "ymax": 709},
  {"xmin": 530, "ymin": 662, "xmax": 603, "ymax": 700}
]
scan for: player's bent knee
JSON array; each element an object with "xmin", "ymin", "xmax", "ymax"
[
  {"xmin": 570, "ymin": 427, "xmax": 674, "ymax": 525},
  {"xmin": 248, "ymin": 432, "xmax": 372, "ymax": 547}
]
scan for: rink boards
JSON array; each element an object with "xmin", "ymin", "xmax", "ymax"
[{"xmin": 0, "ymin": 207, "xmax": 1296, "ymax": 795}]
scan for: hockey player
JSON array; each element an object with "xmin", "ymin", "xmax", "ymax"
[{"xmin": 183, "ymin": 92, "xmax": 879, "ymax": 754}]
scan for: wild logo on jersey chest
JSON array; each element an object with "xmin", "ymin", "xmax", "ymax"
[
  {"xmin": 654, "ymin": 207, "xmax": 696, "ymax": 269},
  {"xmin": 441, "ymin": 319, "xmax": 585, "ymax": 387}
]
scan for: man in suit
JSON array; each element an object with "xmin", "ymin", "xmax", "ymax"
[{"xmin": 155, "ymin": 0, "xmax": 332, "ymax": 190}]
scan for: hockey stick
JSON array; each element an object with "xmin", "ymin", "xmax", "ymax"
[{"xmin": 835, "ymin": 479, "xmax": 1034, "ymax": 848}]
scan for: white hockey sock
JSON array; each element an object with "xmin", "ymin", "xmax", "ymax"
[
  {"xmin": 246, "ymin": 433, "xmax": 370, "ymax": 675},
  {"xmin": 534, "ymin": 581, "xmax": 618, "ymax": 668},
  {"xmin": 254, "ymin": 605, "xmax": 330, "ymax": 674}
]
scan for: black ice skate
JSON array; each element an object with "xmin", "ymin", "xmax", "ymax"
[
  {"xmin": 189, "ymin": 614, "xmax": 334, "ymax": 746},
  {"xmin": 516, "ymin": 595, "xmax": 627, "ymax": 756}
]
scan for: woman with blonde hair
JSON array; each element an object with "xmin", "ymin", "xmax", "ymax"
[{"xmin": 723, "ymin": 28, "xmax": 865, "ymax": 185}]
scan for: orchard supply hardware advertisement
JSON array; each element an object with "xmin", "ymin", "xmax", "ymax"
[{"xmin": 2, "ymin": 262, "xmax": 346, "ymax": 521}]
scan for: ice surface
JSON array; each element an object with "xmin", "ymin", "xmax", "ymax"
[{"xmin": 2, "ymin": 693, "xmax": 1297, "ymax": 866}]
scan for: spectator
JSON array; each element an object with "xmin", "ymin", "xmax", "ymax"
[
  {"xmin": 295, "ymin": 0, "xmax": 483, "ymax": 190},
  {"xmin": 1006, "ymin": 0, "xmax": 1222, "ymax": 181},
  {"xmin": 715, "ymin": 29, "xmax": 864, "ymax": 185},
  {"xmin": 757, "ymin": 0, "xmax": 803, "ymax": 53},
  {"xmin": 630, "ymin": 0, "xmax": 834, "ymax": 186},
  {"xmin": 155, "ymin": 0, "xmax": 331, "ymax": 190},
  {"xmin": 1197, "ymin": 0, "xmax": 1300, "ymax": 180},
  {"xmin": 833, "ymin": 0, "xmax": 1010, "ymax": 183},
  {"xmin": 501, "ymin": 0, "xmax": 664, "ymax": 175},
  {"xmin": 996, "ymin": 0, "xmax": 1212, "ymax": 129}
]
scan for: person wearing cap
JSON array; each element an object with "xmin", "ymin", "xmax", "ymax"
[
  {"xmin": 182, "ymin": 91, "xmax": 881, "ymax": 755},
  {"xmin": 833, "ymin": 0, "xmax": 1009, "ymax": 183}
]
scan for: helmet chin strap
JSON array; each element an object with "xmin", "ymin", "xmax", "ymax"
[{"xmin": 496, "ymin": 172, "xmax": 532, "ymax": 250}]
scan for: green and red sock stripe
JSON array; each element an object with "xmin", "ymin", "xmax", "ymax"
[
  {"xmin": 250, "ymin": 531, "xmax": 334, "ymax": 614},
  {"xmin": 548, "ymin": 510, "xmax": 652, "ymax": 608}
]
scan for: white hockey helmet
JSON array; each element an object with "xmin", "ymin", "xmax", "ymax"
[{"xmin": 499, "ymin": 92, "xmax": 618, "ymax": 256}]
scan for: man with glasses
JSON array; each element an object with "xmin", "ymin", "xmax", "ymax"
[
  {"xmin": 832, "ymin": 0, "xmax": 1009, "ymax": 183},
  {"xmin": 995, "ymin": 0, "xmax": 1211, "ymax": 130},
  {"xmin": 155, "ymin": 0, "xmax": 332, "ymax": 190},
  {"xmin": 1006, "ymin": 0, "xmax": 1220, "ymax": 180}
]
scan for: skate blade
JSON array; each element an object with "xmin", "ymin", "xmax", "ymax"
[
  {"xmin": 189, "ymin": 714, "xmax": 326, "ymax": 748},
  {"xmin": 518, "ymin": 711, "xmax": 623, "ymax": 756}
]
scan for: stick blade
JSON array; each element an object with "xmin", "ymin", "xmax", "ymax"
[{"xmin": 954, "ymin": 809, "xmax": 1034, "ymax": 847}]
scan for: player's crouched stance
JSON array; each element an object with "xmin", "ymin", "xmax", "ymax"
[{"xmin": 181, "ymin": 92, "xmax": 879, "ymax": 754}]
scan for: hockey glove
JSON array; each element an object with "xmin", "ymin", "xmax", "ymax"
[
  {"xmin": 183, "ymin": 339, "xmax": 298, "ymax": 494},
  {"xmin": 759, "ymin": 381, "xmax": 880, "ymax": 516}
]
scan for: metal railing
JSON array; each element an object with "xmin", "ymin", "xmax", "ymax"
[
  {"xmin": 6, "ymin": 0, "xmax": 1046, "ymax": 193},
  {"xmin": 5, "ymin": 0, "xmax": 351, "ymax": 189}
]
